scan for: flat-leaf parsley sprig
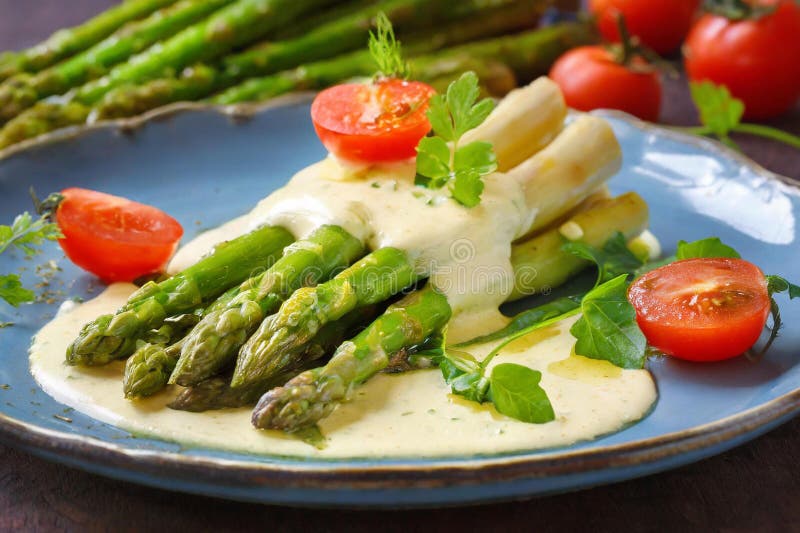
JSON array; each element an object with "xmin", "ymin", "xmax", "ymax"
[
  {"xmin": 686, "ymin": 81, "xmax": 800, "ymax": 151},
  {"xmin": 0, "ymin": 198, "xmax": 63, "ymax": 308},
  {"xmin": 415, "ymin": 71, "xmax": 497, "ymax": 207}
]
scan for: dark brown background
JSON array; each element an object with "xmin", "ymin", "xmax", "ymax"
[{"xmin": 1, "ymin": 1, "xmax": 799, "ymax": 531}]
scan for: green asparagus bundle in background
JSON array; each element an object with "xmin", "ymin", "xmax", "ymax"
[
  {"xmin": 0, "ymin": 0, "xmax": 177, "ymax": 82},
  {"xmin": 0, "ymin": 0, "xmax": 594, "ymax": 151}
]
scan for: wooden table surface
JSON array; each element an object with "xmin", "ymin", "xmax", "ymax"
[{"xmin": 1, "ymin": 1, "xmax": 799, "ymax": 531}]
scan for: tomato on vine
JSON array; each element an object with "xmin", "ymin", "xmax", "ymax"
[
  {"xmin": 549, "ymin": 16, "xmax": 662, "ymax": 121},
  {"xmin": 684, "ymin": 0, "xmax": 800, "ymax": 119}
]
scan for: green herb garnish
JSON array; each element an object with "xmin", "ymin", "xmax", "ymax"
[
  {"xmin": 0, "ymin": 208, "xmax": 62, "ymax": 308},
  {"xmin": 415, "ymin": 71, "xmax": 497, "ymax": 208},
  {"xmin": 687, "ymin": 81, "xmax": 800, "ymax": 151},
  {"xmin": 368, "ymin": 11, "xmax": 409, "ymax": 80}
]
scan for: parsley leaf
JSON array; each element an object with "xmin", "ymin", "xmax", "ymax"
[
  {"xmin": 0, "ymin": 202, "xmax": 63, "ymax": 309},
  {"xmin": 570, "ymin": 275, "xmax": 647, "ymax": 369},
  {"xmin": 562, "ymin": 231, "xmax": 644, "ymax": 286},
  {"xmin": 368, "ymin": 11, "xmax": 408, "ymax": 80},
  {"xmin": 0, "ymin": 212, "xmax": 62, "ymax": 256},
  {"xmin": 676, "ymin": 237, "xmax": 740, "ymax": 260},
  {"xmin": 415, "ymin": 72, "xmax": 497, "ymax": 208},
  {"xmin": 489, "ymin": 363, "xmax": 555, "ymax": 424},
  {"xmin": 690, "ymin": 81, "xmax": 744, "ymax": 149},
  {"xmin": 0, "ymin": 274, "xmax": 35, "ymax": 307}
]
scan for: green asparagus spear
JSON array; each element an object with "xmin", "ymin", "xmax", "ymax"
[
  {"xmin": 73, "ymin": 0, "xmax": 336, "ymax": 107},
  {"xmin": 233, "ymin": 247, "xmax": 419, "ymax": 388},
  {"xmin": 508, "ymin": 192, "xmax": 649, "ymax": 301},
  {"xmin": 0, "ymin": 0, "xmax": 234, "ymax": 122},
  {"xmin": 0, "ymin": 0, "xmax": 177, "ymax": 82},
  {"xmin": 67, "ymin": 225, "xmax": 293, "ymax": 366},
  {"xmin": 211, "ymin": 1, "xmax": 553, "ymax": 105},
  {"xmin": 98, "ymin": 0, "xmax": 543, "ymax": 119},
  {"xmin": 251, "ymin": 284, "xmax": 451, "ymax": 431},
  {"xmin": 170, "ymin": 225, "xmax": 365, "ymax": 386},
  {"xmin": 123, "ymin": 286, "xmax": 240, "ymax": 398},
  {"xmin": 0, "ymin": 102, "xmax": 90, "ymax": 149},
  {"xmin": 169, "ymin": 304, "xmax": 380, "ymax": 411}
]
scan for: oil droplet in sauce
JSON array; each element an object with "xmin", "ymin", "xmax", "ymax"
[{"xmin": 548, "ymin": 350, "xmax": 623, "ymax": 385}]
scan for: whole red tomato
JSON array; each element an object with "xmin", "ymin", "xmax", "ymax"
[
  {"xmin": 684, "ymin": 0, "xmax": 800, "ymax": 119},
  {"xmin": 549, "ymin": 46, "xmax": 661, "ymax": 121},
  {"xmin": 590, "ymin": 0, "xmax": 701, "ymax": 54}
]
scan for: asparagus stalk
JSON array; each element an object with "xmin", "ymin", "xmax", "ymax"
[
  {"xmin": 251, "ymin": 284, "xmax": 451, "ymax": 431},
  {"xmin": 170, "ymin": 225, "xmax": 365, "ymax": 386},
  {"xmin": 0, "ymin": 0, "xmax": 234, "ymax": 122},
  {"xmin": 509, "ymin": 192, "xmax": 649, "ymax": 301},
  {"xmin": 123, "ymin": 286, "xmax": 240, "ymax": 398},
  {"xmin": 232, "ymin": 247, "xmax": 419, "ymax": 388},
  {"xmin": 0, "ymin": 0, "xmax": 177, "ymax": 82},
  {"xmin": 211, "ymin": 5, "xmax": 566, "ymax": 106},
  {"xmin": 168, "ymin": 305, "xmax": 381, "ymax": 411},
  {"xmin": 67, "ymin": 225, "xmax": 293, "ymax": 366},
  {"xmin": 509, "ymin": 114, "xmax": 623, "ymax": 239},
  {"xmin": 0, "ymin": 102, "xmax": 90, "ymax": 149},
  {"xmin": 98, "ymin": 0, "xmax": 547, "ymax": 118},
  {"xmin": 73, "ymin": 0, "xmax": 337, "ymax": 107}
]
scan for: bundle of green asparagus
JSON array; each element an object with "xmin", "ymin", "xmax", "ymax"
[
  {"xmin": 64, "ymin": 72, "xmax": 650, "ymax": 434},
  {"xmin": 0, "ymin": 0, "xmax": 594, "ymax": 150}
]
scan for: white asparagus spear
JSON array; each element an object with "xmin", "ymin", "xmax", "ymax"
[
  {"xmin": 506, "ymin": 113, "xmax": 623, "ymax": 239},
  {"xmin": 464, "ymin": 76, "xmax": 567, "ymax": 172}
]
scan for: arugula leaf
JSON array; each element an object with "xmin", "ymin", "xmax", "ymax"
[
  {"xmin": 758, "ymin": 275, "xmax": 800, "ymax": 357},
  {"xmin": 676, "ymin": 237, "xmax": 740, "ymax": 260},
  {"xmin": 367, "ymin": 11, "xmax": 408, "ymax": 79},
  {"xmin": 456, "ymin": 296, "xmax": 583, "ymax": 347},
  {"xmin": 562, "ymin": 232, "xmax": 644, "ymax": 285},
  {"xmin": 570, "ymin": 275, "xmax": 647, "ymax": 369},
  {"xmin": 489, "ymin": 363, "xmax": 555, "ymax": 424},
  {"xmin": 0, "ymin": 274, "xmax": 35, "ymax": 307},
  {"xmin": 415, "ymin": 72, "xmax": 497, "ymax": 208}
]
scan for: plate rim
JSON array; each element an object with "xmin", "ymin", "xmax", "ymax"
[{"xmin": 1, "ymin": 99, "xmax": 799, "ymax": 495}]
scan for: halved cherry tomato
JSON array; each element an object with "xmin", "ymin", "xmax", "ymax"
[
  {"xmin": 590, "ymin": 0, "xmax": 701, "ymax": 55},
  {"xmin": 55, "ymin": 188, "xmax": 183, "ymax": 283},
  {"xmin": 310, "ymin": 79, "xmax": 435, "ymax": 164},
  {"xmin": 549, "ymin": 46, "xmax": 661, "ymax": 121},
  {"xmin": 628, "ymin": 258, "xmax": 770, "ymax": 362},
  {"xmin": 684, "ymin": 0, "xmax": 800, "ymax": 119}
]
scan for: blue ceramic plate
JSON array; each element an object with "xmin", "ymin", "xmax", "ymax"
[{"xmin": 0, "ymin": 97, "xmax": 799, "ymax": 508}]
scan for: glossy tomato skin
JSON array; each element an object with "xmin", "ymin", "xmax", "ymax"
[
  {"xmin": 56, "ymin": 188, "xmax": 183, "ymax": 283},
  {"xmin": 311, "ymin": 79, "xmax": 435, "ymax": 164},
  {"xmin": 684, "ymin": 0, "xmax": 800, "ymax": 119},
  {"xmin": 590, "ymin": 0, "xmax": 700, "ymax": 54},
  {"xmin": 549, "ymin": 46, "xmax": 661, "ymax": 121},
  {"xmin": 628, "ymin": 258, "xmax": 770, "ymax": 362}
]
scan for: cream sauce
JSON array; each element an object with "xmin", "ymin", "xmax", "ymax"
[
  {"xmin": 30, "ymin": 286, "xmax": 656, "ymax": 458},
  {"xmin": 28, "ymin": 101, "xmax": 657, "ymax": 457},
  {"xmin": 169, "ymin": 156, "xmax": 528, "ymax": 343}
]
